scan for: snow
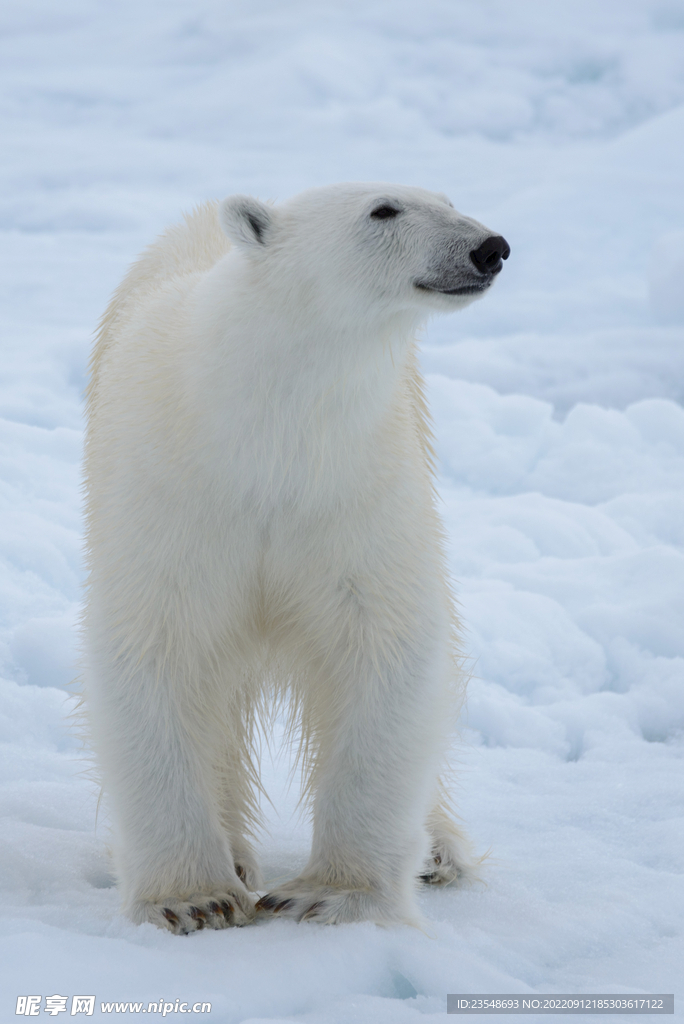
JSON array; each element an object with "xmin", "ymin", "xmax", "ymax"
[{"xmin": 1, "ymin": 1, "xmax": 683, "ymax": 1020}]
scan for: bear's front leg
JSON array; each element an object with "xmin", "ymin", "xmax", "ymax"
[
  {"xmin": 257, "ymin": 575, "xmax": 455, "ymax": 926},
  {"xmin": 86, "ymin": 651, "xmax": 256, "ymax": 934}
]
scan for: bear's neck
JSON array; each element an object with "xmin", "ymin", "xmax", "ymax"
[
  {"xmin": 186, "ymin": 264, "xmax": 426, "ymax": 499},
  {"xmin": 193, "ymin": 264, "xmax": 423, "ymax": 432}
]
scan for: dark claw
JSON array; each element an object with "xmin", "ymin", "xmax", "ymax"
[
  {"xmin": 255, "ymin": 893, "xmax": 278, "ymax": 912},
  {"xmin": 207, "ymin": 900, "xmax": 232, "ymax": 921},
  {"xmin": 433, "ymin": 854, "xmax": 442, "ymax": 866},
  {"xmin": 299, "ymin": 900, "xmax": 325, "ymax": 922},
  {"xmin": 256, "ymin": 893, "xmax": 293, "ymax": 914},
  {"xmin": 235, "ymin": 864, "xmax": 246, "ymax": 882},
  {"xmin": 219, "ymin": 900, "xmax": 234, "ymax": 921},
  {"xmin": 163, "ymin": 908, "xmax": 180, "ymax": 927},
  {"xmin": 189, "ymin": 907, "xmax": 206, "ymax": 929},
  {"xmin": 420, "ymin": 872, "xmax": 439, "ymax": 884},
  {"xmin": 272, "ymin": 899, "xmax": 293, "ymax": 914}
]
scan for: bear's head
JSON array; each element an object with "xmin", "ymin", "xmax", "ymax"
[{"xmin": 219, "ymin": 183, "xmax": 509, "ymax": 328}]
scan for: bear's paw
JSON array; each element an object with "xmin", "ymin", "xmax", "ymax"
[
  {"xmin": 419, "ymin": 837, "xmax": 482, "ymax": 886},
  {"xmin": 133, "ymin": 889, "xmax": 256, "ymax": 934},
  {"xmin": 256, "ymin": 880, "xmax": 415, "ymax": 926}
]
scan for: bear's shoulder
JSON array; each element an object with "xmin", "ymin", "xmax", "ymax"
[{"xmin": 89, "ymin": 202, "xmax": 229, "ymax": 392}]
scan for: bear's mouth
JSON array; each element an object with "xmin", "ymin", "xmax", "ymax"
[{"xmin": 413, "ymin": 279, "xmax": 491, "ymax": 295}]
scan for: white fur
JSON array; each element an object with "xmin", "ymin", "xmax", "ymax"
[{"xmin": 83, "ymin": 182, "xmax": 501, "ymax": 932}]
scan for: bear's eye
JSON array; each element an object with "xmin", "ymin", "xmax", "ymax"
[{"xmin": 370, "ymin": 204, "xmax": 400, "ymax": 220}]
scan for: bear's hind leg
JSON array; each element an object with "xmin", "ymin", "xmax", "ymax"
[
  {"xmin": 420, "ymin": 798, "xmax": 481, "ymax": 886},
  {"xmin": 216, "ymin": 695, "xmax": 264, "ymax": 894}
]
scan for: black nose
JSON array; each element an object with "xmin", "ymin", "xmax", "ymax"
[{"xmin": 470, "ymin": 235, "xmax": 510, "ymax": 275}]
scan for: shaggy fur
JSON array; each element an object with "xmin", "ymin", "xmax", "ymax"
[{"xmin": 83, "ymin": 183, "xmax": 506, "ymax": 932}]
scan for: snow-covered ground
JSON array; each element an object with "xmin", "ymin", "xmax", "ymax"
[{"xmin": 1, "ymin": 1, "xmax": 683, "ymax": 1020}]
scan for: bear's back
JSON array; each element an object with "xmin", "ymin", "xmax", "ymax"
[{"xmin": 89, "ymin": 201, "xmax": 229, "ymax": 393}]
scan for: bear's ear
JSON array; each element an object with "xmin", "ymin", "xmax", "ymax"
[{"xmin": 219, "ymin": 195, "xmax": 274, "ymax": 252}]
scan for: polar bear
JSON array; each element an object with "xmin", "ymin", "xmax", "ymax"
[{"xmin": 83, "ymin": 183, "xmax": 509, "ymax": 933}]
